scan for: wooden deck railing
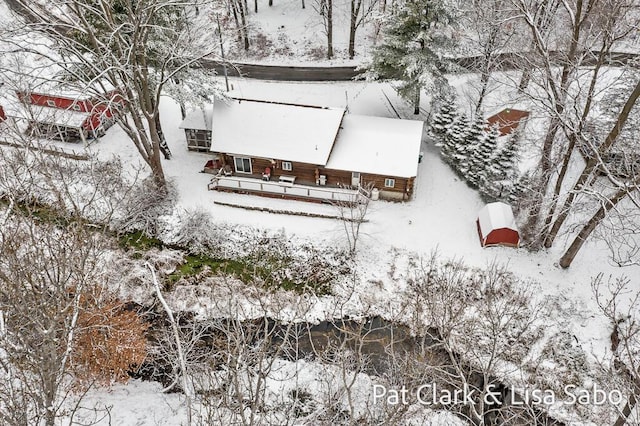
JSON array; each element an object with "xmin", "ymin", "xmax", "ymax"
[{"xmin": 208, "ymin": 175, "xmax": 367, "ymax": 204}]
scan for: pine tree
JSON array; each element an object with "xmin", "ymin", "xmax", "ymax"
[
  {"xmin": 431, "ymin": 98, "xmax": 458, "ymax": 137},
  {"xmin": 447, "ymin": 114, "xmax": 470, "ymax": 169},
  {"xmin": 480, "ymin": 128, "xmax": 517, "ymax": 200},
  {"xmin": 478, "ymin": 127, "xmax": 513, "ymax": 200},
  {"xmin": 510, "ymin": 171, "xmax": 533, "ymax": 209},
  {"xmin": 460, "ymin": 114, "xmax": 488, "ymax": 187},
  {"xmin": 369, "ymin": 0, "xmax": 458, "ymax": 114},
  {"xmin": 432, "ymin": 98, "xmax": 460, "ymax": 163}
]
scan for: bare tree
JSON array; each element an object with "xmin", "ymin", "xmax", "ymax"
[
  {"xmin": 332, "ymin": 184, "xmax": 373, "ymax": 255},
  {"xmin": 0, "ymin": 210, "xmax": 110, "ymax": 425},
  {"xmin": 546, "ymin": 75, "xmax": 640, "ymax": 266},
  {"xmin": 314, "ymin": 0, "xmax": 334, "ymax": 58},
  {"xmin": 592, "ymin": 274, "xmax": 640, "ymax": 425},
  {"xmin": 228, "ymin": 0, "xmax": 251, "ymax": 50},
  {"xmin": 511, "ymin": 0, "xmax": 640, "ymax": 245},
  {"xmin": 401, "ymin": 255, "xmax": 546, "ymax": 425},
  {"xmin": 348, "ymin": 0, "xmax": 377, "ymax": 59},
  {"xmin": 459, "ymin": 0, "xmax": 518, "ymax": 112},
  {"xmin": 3, "ymin": 0, "xmax": 220, "ymax": 188}
]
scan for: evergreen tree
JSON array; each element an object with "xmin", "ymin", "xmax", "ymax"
[
  {"xmin": 430, "ymin": 97, "xmax": 458, "ymax": 137},
  {"xmin": 447, "ymin": 114, "xmax": 470, "ymax": 169},
  {"xmin": 432, "ymin": 98, "xmax": 460, "ymax": 163},
  {"xmin": 480, "ymin": 128, "xmax": 517, "ymax": 200},
  {"xmin": 509, "ymin": 171, "xmax": 533, "ymax": 207},
  {"xmin": 460, "ymin": 114, "xmax": 488, "ymax": 186},
  {"xmin": 369, "ymin": 0, "xmax": 458, "ymax": 114}
]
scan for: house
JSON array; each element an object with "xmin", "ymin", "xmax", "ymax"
[
  {"xmin": 181, "ymin": 97, "xmax": 424, "ymax": 202},
  {"xmin": 13, "ymin": 83, "xmax": 124, "ymax": 144},
  {"xmin": 486, "ymin": 108, "xmax": 529, "ymax": 136},
  {"xmin": 476, "ymin": 202, "xmax": 520, "ymax": 248}
]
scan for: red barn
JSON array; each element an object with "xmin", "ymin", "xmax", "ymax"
[
  {"xmin": 487, "ymin": 109, "xmax": 529, "ymax": 136},
  {"xmin": 15, "ymin": 84, "xmax": 125, "ymax": 144},
  {"xmin": 0, "ymin": 105, "xmax": 5, "ymax": 122},
  {"xmin": 477, "ymin": 202, "xmax": 520, "ymax": 248}
]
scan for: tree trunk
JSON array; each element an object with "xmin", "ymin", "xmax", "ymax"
[
  {"xmin": 348, "ymin": 0, "xmax": 359, "ymax": 59},
  {"xmin": 236, "ymin": 0, "xmax": 249, "ymax": 50},
  {"xmin": 413, "ymin": 87, "xmax": 420, "ymax": 115},
  {"xmin": 613, "ymin": 393, "xmax": 637, "ymax": 426},
  {"xmin": 475, "ymin": 26, "xmax": 499, "ymax": 113},
  {"xmin": 518, "ymin": 0, "xmax": 559, "ymax": 92},
  {"xmin": 541, "ymin": 48, "xmax": 610, "ymax": 247},
  {"xmin": 230, "ymin": 0, "xmax": 242, "ymax": 42},
  {"xmin": 147, "ymin": 116, "xmax": 168, "ymax": 188},
  {"xmin": 476, "ymin": 69, "xmax": 490, "ymax": 113},
  {"xmin": 521, "ymin": 0, "xmax": 584, "ymax": 241},
  {"xmin": 326, "ymin": 0, "xmax": 333, "ymax": 58},
  {"xmin": 155, "ymin": 113, "xmax": 171, "ymax": 160},
  {"xmin": 301, "ymin": 0, "xmax": 304, "ymax": 8},
  {"xmin": 269, "ymin": 0, "xmax": 273, "ymax": 5},
  {"xmin": 545, "ymin": 78, "xmax": 640, "ymax": 247},
  {"xmin": 518, "ymin": 69, "xmax": 531, "ymax": 92},
  {"xmin": 255, "ymin": 0, "xmax": 258, "ymax": 13},
  {"xmin": 559, "ymin": 183, "xmax": 635, "ymax": 268}
]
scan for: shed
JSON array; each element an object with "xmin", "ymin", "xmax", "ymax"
[
  {"xmin": 476, "ymin": 202, "xmax": 520, "ymax": 248},
  {"xmin": 486, "ymin": 109, "xmax": 529, "ymax": 136},
  {"xmin": 179, "ymin": 106, "xmax": 213, "ymax": 151}
]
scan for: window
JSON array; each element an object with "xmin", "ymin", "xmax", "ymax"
[
  {"xmin": 281, "ymin": 161, "xmax": 292, "ymax": 171},
  {"xmin": 351, "ymin": 171, "xmax": 361, "ymax": 186},
  {"xmin": 186, "ymin": 130, "xmax": 212, "ymax": 150},
  {"xmin": 234, "ymin": 157, "xmax": 252, "ymax": 173},
  {"xmin": 46, "ymin": 100, "xmax": 56, "ymax": 107},
  {"xmin": 384, "ymin": 178, "xmax": 395, "ymax": 188}
]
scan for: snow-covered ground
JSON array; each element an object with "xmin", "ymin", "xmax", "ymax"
[
  {"xmin": 5, "ymin": 73, "xmax": 636, "ymax": 424},
  {"xmin": 84, "ymin": 76, "xmax": 639, "ymax": 351},
  {"xmin": 220, "ymin": 0, "xmax": 379, "ymax": 64}
]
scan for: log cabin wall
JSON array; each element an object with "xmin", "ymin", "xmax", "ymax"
[
  {"xmin": 217, "ymin": 153, "xmax": 415, "ymax": 200},
  {"xmin": 320, "ymin": 169, "xmax": 414, "ymax": 200},
  {"xmin": 219, "ymin": 155, "xmax": 320, "ymax": 183}
]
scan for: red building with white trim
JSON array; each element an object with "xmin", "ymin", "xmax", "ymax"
[{"xmin": 14, "ymin": 84, "xmax": 125, "ymax": 144}]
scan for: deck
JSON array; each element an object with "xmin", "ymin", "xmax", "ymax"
[{"xmin": 208, "ymin": 175, "xmax": 367, "ymax": 204}]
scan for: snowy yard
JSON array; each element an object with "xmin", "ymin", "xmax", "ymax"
[
  {"xmin": 7, "ymin": 77, "xmax": 640, "ymax": 426},
  {"xmin": 2, "ymin": 0, "xmax": 640, "ymax": 422},
  {"xmin": 84, "ymin": 76, "xmax": 638, "ymax": 354}
]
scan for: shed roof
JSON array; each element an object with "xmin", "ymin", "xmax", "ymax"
[
  {"xmin": 25, "ymin": 80, "xmax": 118, "ymax": 102},
  {"xmin": 487, "ymin": 109, "xmax": 529, "ymax": 136},
  {"xmin": 210, "ymin": 98, "xmax": 345, "ymax": 165},
  {"xmin": 15, "ymin": 105, "xmax": 90, "ymax": 128},
  {"xmin": 477, "ymin": 202, "xmax": 518, "ymax": 237},
  {"xmin": 179, "ymin": 106, "xmax": 212, "ymax": 131},
  {"xmin": 325, "ymin": 114, "xmax": 424, "ymax": 178}
]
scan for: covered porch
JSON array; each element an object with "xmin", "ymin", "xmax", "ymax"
[{"xmin": 208, "ymin": 175, "xmax": 367, "ymax": 204}]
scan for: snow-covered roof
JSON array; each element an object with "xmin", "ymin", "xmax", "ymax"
[
  {"xmin": 179, "ymin": 106, "xmax": 212, "ymax": 131},
  {"xmin": 27, "ymin": 79, "xmax": 118, "ymax": 101},
  {"xmin": 325, "ymin": 114, "xmax": 424, "ymax": 178},
  {"xmin": 487, "ymin": 109, "xmax": 529, "ymax": 136},
  {"xmin": 477, "ymin": 202, "xmax": 518, "ymax": 235},
  {"xmin": 12, "ymin": 104, "xmax": 89, "ymax": 128},
  {"xmin": 210, "ymin": 98, "xmax": 345, "ymax": 165}
]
